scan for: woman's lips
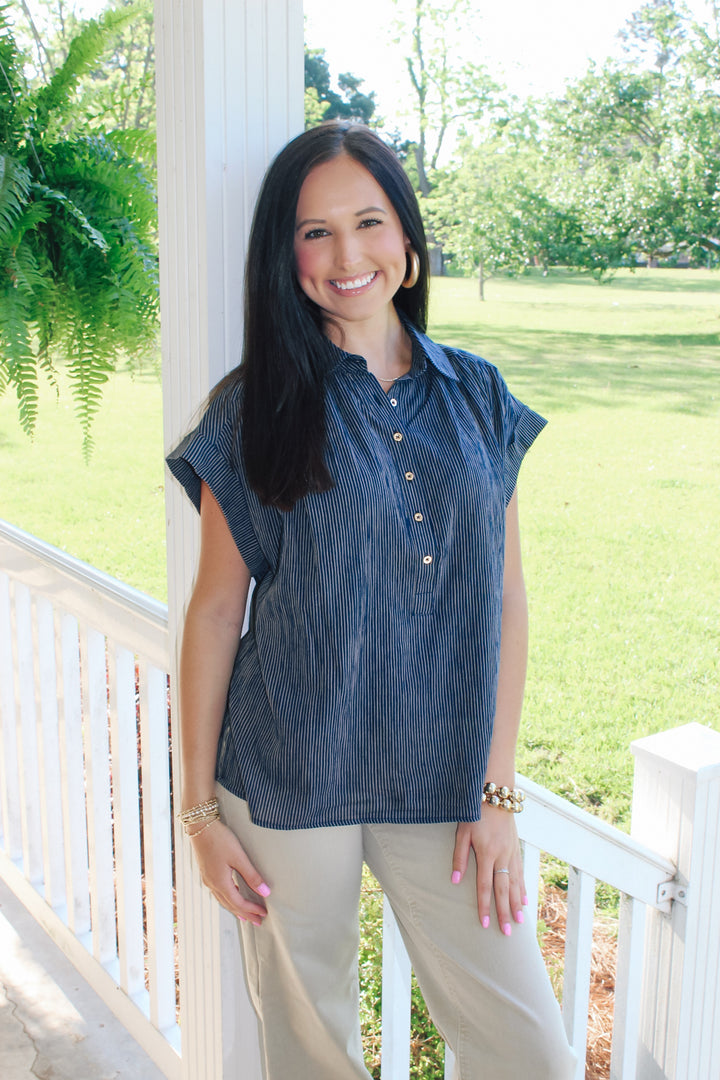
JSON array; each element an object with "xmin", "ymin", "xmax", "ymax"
[{"xmin": 328, "ymin": 271, "xmax": 378, "ymax": 294}]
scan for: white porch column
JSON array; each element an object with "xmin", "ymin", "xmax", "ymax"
[
  {"xmin": 154, "ymin": 2, "xmax": 303, "ymax": 1077},
  {"xmin": 626, "ymin": 723, "xmax": 720, "ymax": 1080}
]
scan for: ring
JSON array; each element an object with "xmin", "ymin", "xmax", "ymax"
[{"xmin": 494, "ymin": 868, "xmax": 510, "ymax": 875}]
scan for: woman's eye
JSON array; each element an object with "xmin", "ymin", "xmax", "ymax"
[
  {"xmin": 304, "ymin": 228, "xmax": 329, "ymax": 240},
  {"xmin": 359, "ymin": 218, "xmax": 382, "ymax": 229}
]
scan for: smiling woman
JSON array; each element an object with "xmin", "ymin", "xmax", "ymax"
[
  {"xmin": 164, "ymin": 121, "xmax": 576, "ymax": 1080},
  {"xmin": 293, "ymin": 154, "xmax": 414, "ymax": 382}
]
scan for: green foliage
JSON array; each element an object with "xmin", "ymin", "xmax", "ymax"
[
  {"xmin": 392, "ymin": 0, "xmax": 500, "ymax": 202},
  {"xmin": 17, "ymin": 0, "xmax": 156, "ymax": 149},
  {"xmin": 304, "ymin": 47, "xmax": 376, "ymax": 128},
  {"xmin": 422, "ymin": 0, "xmax": 719, "ymax": 278},
  {"xmin": 0, "ymin": 4, "xmax": 158, "ymax": 453}
]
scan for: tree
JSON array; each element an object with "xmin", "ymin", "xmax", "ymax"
[
  {"xmin": 428, "ymin": 122, "xmax": 587, "ymax": 296},
  {"xmin": 618, "ymin": 0, "xmax": 690, "ymax": 83},
  {"xmin": 0, "ymin": 5, "xmax": 159, "ymax": 450},
  {"xmin": 392, "ymin": 0, "xmax": 500, "ymax": 272},
  {"xmin": 304, "ymin": 47, "xmax": 376, "ymax": 129},
  {"xmin": 393, "ymin": 0, "xmax": 498, "ymax": 190}
]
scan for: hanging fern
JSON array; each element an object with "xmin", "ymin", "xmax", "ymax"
[{"xmin": 0, "ymin": 3, "xmax": 158, "ymax": 455}]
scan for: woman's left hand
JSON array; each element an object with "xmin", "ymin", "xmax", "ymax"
[{"xmin": 452, "ymin": 811, "xmax": 527, "ymax": 935}]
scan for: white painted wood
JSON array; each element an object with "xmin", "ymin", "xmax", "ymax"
[
  {"xmin": 517, "ymin": 772, "xmax": 675, "ymax": 908},
  {"xmin": 381, "ymin": 894, "xmax": 412, "ymax": 1080},
  {"xmin": 139, "ymin": 660, "xmax": 176, "ymax": 1034},
  {"xmin": 155, "ymin": 0, "xmax": 303, "ymax": 1075},
  {"xmin": 81, "ymin": 625, "xmax": 117, "ymax": 967},
  {"xmin": 630, "ymin": 723, "xmax": 720, "ymax": 1080},
  {"xmin": 0, "ymin": 571, "xmax": 22, "ymax": 858},
  {"xmin": 58, "ymin": 612, "xmax": 91, "ymax": 936},
  {"xmin": 562, "ymin": 867, "xmax": 595, "ymax": 1077},
  {"xmin": 521, "ymin": 840, "xmax": 541, "ymax": 933},
  {"xmin": 0, "ymin": 520, "xmax": 167, "ymax": 666},
  {"xmin": 35, "ymin": 597, "xmax": 66, "ymax": 909},
  {"xmin": 14, "ymin": 582, "xmax": 43, "ymax": 884},
  {"xmin": 0, "ymin": 527, "xmax": 179, "ymax": 1073},
  {"xmin": 610, "ymin": 894, "xmax": 645, "ymax": 1079},
  {"xmin": 109, "ymin": 645, "xmax": 146, "ymax": 999}
]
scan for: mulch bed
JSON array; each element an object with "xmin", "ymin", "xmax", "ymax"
[{"xmin": 539, "ymin": 887, "xmax": 617, "ymax": 1080}]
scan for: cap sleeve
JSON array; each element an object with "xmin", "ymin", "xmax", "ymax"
[
  {"xmin": 165, "ymin": 387, "xmax": 270, "ymax": 581},
  {"xmin": 497, "ymin": 382, "xmax": 547, "ymax": 504},
  {"xmin": 449, "ymin": 348, "xmax": 547, "ymax": 506}
]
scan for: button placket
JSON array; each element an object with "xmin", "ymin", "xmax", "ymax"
[{"xmin": 389, "ymin": 424, "xmax": 436, "ymax": 582}]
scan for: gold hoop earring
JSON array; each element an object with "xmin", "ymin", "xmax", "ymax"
[{"xmin": 402, "ymin": 249, "xmax": 420, "ymax": 289}]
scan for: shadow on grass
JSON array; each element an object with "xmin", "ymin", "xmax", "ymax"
[
  {"xmin": 431, "ymin": 324, "xmax": 719, "ymax": 416},
  {"xmin": 600, "ymin": 274, "xmax": 720, "ymax": 295},
  {"xmin": 484, "ymin": 268, "xmax": 720, "ymax": 295}
]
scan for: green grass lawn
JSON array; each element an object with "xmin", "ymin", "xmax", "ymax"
[
  {"xmin": 430, "ymin": 269, "xmax": 719, "ymax": 827},
  {"xmin": 2, "ymin": 267, "xmax": 718, "ymax": 828}
]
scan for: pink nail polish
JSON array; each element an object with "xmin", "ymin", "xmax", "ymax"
[
  {"xmin": 238, "ymin": 915, "xmax": 247, "ymax": 922},
  {"xmin": 515, "ymin": 911, "xmax": 524, "ymax": 924},
  {"xmin": 481, "ymin": 915, "xmax": 490, "ymax": 929},
  {"xmin": 451, "ymin": 870, "xmax": 462, "ymax": 885},
  {"xmin": 503, "ymin": 922, "xmax": 512, "ymax": 936},
  {"xmin": 522, "ymin": 894, "xmax": 529, "ymax": 907},
  {"xmin": 257, "ymin": 882, "xmax": 271, "ymax": 898}
]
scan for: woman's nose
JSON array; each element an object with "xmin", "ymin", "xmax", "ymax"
[{"xmin": 334, "ymin": 231, "xmax": 361, "ymax": 269}]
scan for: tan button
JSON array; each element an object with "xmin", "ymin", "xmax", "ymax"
[
  {"xmin": 405, "ymin": 471, "xmax": 415, "ymax": 481},
  {"xmin": 393, "ymin": 432, "xmax": 403, "ymax": 442},
  {"xmin": 414, "ymin": 513, "xmax": 424, "ymax": 522},
  {"xmin": 423, "ymin": 555, "xmax": 433, "ymax": 565},
  {"xmin": 390, "ymin": 398, "xmax": 398, "ymax": 407}
]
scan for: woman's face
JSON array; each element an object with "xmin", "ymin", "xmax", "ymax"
[{"xmin": 293, "ymin": 153, "xmax": 409, "ymax": 335}]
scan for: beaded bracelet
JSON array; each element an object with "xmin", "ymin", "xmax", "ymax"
[
  {"xmin": 184, "ymin": 814, "xmax": 220, "ymax": 838},
  {"xmin": 178, "ymin": 797, "xmax": 220, "ymax": 835},
  {"xmin": 482, "ymin": 782, "xmax": 525, "ymax": 814}
]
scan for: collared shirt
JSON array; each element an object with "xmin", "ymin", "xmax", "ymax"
[{"xmin": 167, "ymin": 323, "xmax": 546, "ymax": 829}]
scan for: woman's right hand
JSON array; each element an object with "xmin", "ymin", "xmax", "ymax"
[{"xmin": 188, "ymin": 820, "xmax": 271, "ymax": 926}]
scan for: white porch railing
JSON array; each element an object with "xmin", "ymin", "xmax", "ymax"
[
  {"xmin": 2, "ymin": 518, "xmax": 719, "ymax": 1080},
  {"xmin": 0, "ymin": 520, "xmax": 179, "ymax": 1078}
]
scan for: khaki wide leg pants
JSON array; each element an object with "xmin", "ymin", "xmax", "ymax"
[{"xmin": 217, "ymin": 785, "xmax": 577, "ymax": 1080}]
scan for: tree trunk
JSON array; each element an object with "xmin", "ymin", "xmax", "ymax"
[
  {"xmin": 428, "ymin": 245, "xmax": 444, "ymax": 276},
  {"xmin": 478, "ymin": 260, "xmax": 485, "ymax": 301}
]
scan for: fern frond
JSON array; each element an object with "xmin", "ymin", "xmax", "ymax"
[
  {"xmin": 8, "ymin": 241, "xmax": 47, "ymax": 298},
  {"xmin": 0, "ymin": 282, "xmax": 38, "ymax": 434},
  {"xmin": 47, "ymin": 135, "xmax": 157, "ymax": 236},
  {"xmin": 0, "ymin": 155, "xmax": 32, "ymax": 239},
  {"xmin": 105, "ymin": 127, "xmax": 157, "ymax": 165},
  {"xmin": 32, "ymin": 5, "xmax": 138, "ymax": 128},
  {"xmin": 31, "ymin": 183, "xmax": 110, "ymax": 252},
  {"xmin": 66, "ymin": 318, "xmax": 114, "ymax": 459},
  {"xmin": 2, "ymin": 198, "xmax": 51, "ymax": 249}
]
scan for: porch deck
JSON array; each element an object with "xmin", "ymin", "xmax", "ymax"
[{"xmin": 0, "ymin": 877, "xmax": 163, "ymax": 1080}]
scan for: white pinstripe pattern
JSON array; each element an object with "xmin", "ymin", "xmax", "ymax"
[{"xmin": 167, "ymin": 322, "xmax": 546, "ymax": 829}]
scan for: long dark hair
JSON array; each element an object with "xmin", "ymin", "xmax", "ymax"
[{"xmin": 218, "ymin": 122, "xmax": 429, "ymax": 511}]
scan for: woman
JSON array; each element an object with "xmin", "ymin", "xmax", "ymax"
[{"xmin": 167, "ymin": 122, "xmax": 576, "ymax": 1080}]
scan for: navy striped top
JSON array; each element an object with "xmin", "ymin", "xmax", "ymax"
[{"xmin": 167, "ymin": 322, "xmax": 546, "ymax": 829}]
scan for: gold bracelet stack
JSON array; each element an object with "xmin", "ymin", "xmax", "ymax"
[
  {"xmin": 482, "ymin": 782, "xmax": 525, "ymax": 814},
  {"xmin": 178, "ymin": 797, "xmax": 220, "ymax": 837}
]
